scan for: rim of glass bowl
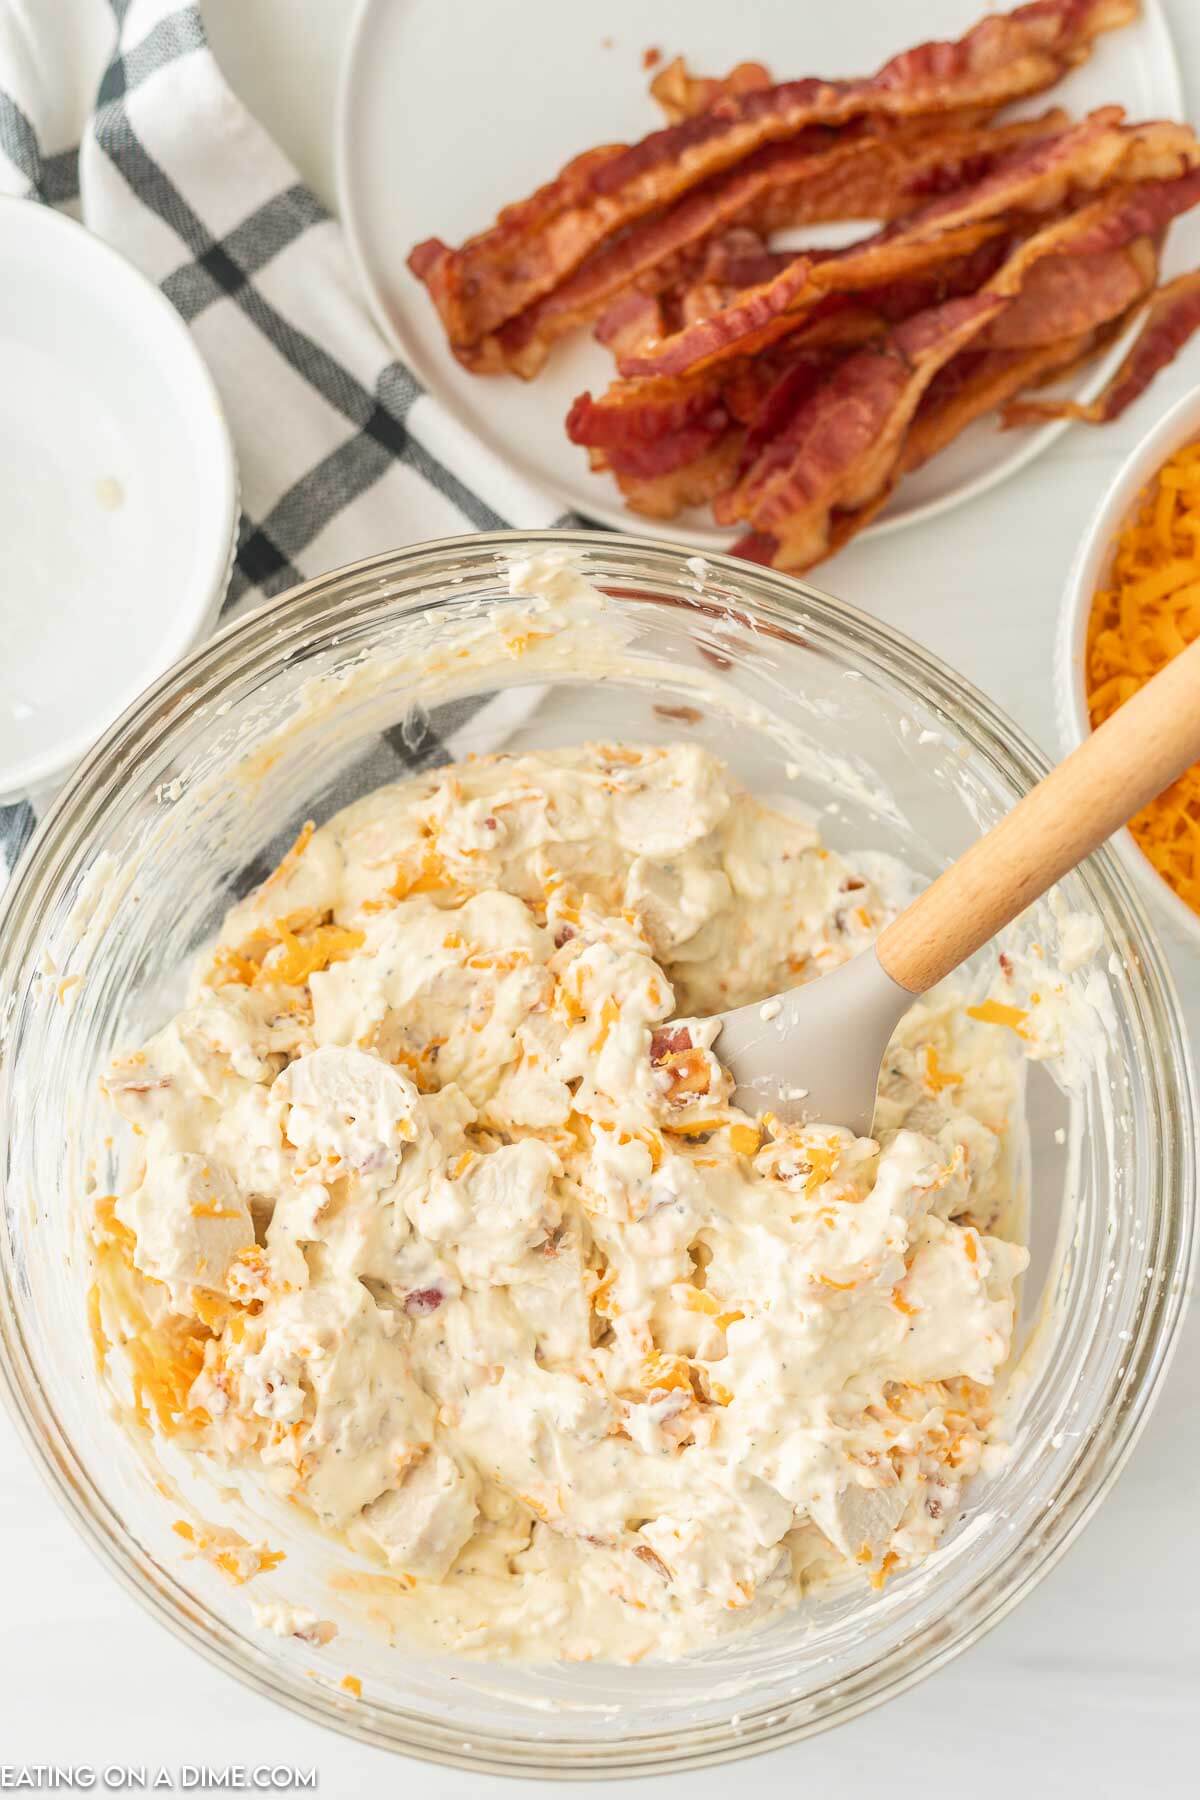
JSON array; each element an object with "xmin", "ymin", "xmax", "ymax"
[{"xmin": 0, "ymin": 530, "xmax": 1194, "ymax": 1777}]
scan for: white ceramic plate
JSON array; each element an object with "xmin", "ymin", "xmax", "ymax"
[
  {"xmin": 0, "ymin": 203, "xmax": 238, "ymax": 802},
  {"xmin": 337, "ymin": 0, "xmax": 1180, "ymax": 548}
]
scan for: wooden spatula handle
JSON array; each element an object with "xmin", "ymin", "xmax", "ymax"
[{"xmin": 876, "ymin": 634, "xmax": 1200, "ymax": 996}]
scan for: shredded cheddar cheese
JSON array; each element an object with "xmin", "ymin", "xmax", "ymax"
[
  {"xmin": 966, "ymin": 999, "xmax": 1029, "ymax": 1034},
  {"xmin": 923, "ymin": 1045, "xmax": 963, "ymax": 1093},
  {"xmin": 1086, "ymin": 437, "xmax": 1200, "ymax": 914}
]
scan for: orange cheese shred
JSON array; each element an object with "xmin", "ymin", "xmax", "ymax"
[
  {"xmin": 1085, "ymin": 437, "xmax": 1200, "ymax": 915},
  {"xmin": 966, "ymin": 999, "xmax": 1029, "ymax": 1034}
]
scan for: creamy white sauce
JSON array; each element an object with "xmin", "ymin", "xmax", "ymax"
[{"xmin": 98, "ymin": 738, "xmax": 1036, "ymax": 1663}]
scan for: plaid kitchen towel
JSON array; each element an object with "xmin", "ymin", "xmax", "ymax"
[{"xmin": 0, "ymin": 0, "xmax": 580, "ymax": 888}]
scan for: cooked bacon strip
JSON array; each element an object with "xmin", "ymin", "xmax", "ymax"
[
  {"xmin": 619, "ymin": 113, "xmax": 1200, "ymax": 379},
  {"xmin": 410, "ymin": 0, "xmax": 1136, "ymax": 348},
  {"xmin": 696, "ymin": 228, "xmax": 796, "ymax": 294},
  {"xmin": 605, "ymin": 431, "xmax": 747, "ymax": 519},
  {"xmin": 580, "ymin": 170, "xmax": 1200, "ymax": 547},
  {"xmin": 627, "ymin": 215, "xmax": 1016, "ymax": 380},
  {"xmin": 980, "ymin": 235, "xmax": 1158, "ymax": 346},
  {"xmin": 732, "ymin": 477, "xmax": 897, "ymax": 568},
  {"xmin": 481, "ymin": 127, "xmax": 843, "ymax": 377},
  {"xmin": 576, "ymin": 237, "xmax": 1012, "ymax": 487},
  {"xmin": 716, "ymin": 292, "xmax": 1007, "ymax": 567},
  {"xmin": 604, "ymin": 420, "xmax": 730, "ymax": 479},
  {"xmin": 1006, "ymin": 301, "xmax": 1138, "ymax": 390},
  {"xmin": 710, "ymin": 235, "xmax": 1013, "ymax": 490},
  {"xmin": 716, "ymin": 187, "xmax": 1194, "ymax": 562},
  {"xmin": 566, "ymin": 377, "xmax": 727, "ymax": 452},
  {"xmin": 752, "ymin": 111, "xmax": 1068, "ymax": 233},
  {"xmin": 1003, "ymin": 268, "xmax": 1200, "ymax": 423},
  {"xmin": 1048, "ymin": 168, "xmax": 1200, "ymax": 255},
  {"xmin": 594, "ymin": 289, "xmax": 668, "ymax": 359},
  {"xmin": 649, "ymin": 58, "xmax": 773, "ymax": 124},
  {"xmin": 482, "ymin": 115, "xmax": 1063, "ymax": 377},
  {"xmin": 721, "ymin": 201, "xmax": 1181, "ymax": 569},
  {"xmin": 902, "ymin": 329, "xmax": 1105, "ymax": 470}
]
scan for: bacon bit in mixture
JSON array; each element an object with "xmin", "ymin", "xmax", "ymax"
[
  {"xmin": 295, "ymin": 1618, "xmax": 338, "ymax": 1647},
  {"xmin": 653, "ymin": 703, "xmax": 703, "ymax": 724},
  {"xmin": 1080, "ymin": 435, "xmax": 1200, "ymax": 916},
  {"xmin": 650, "ymin": 1024, "xmax": 692, "ymax": 1062},
  {"xmin": 966, "ymin": 998, "xmax": 1029, "ymax": 1035},
  {"xmin": 404, "ymin": 1287, "xmax": 445, "ymax": 1317},
  {"xmin": 633, "ymin": 1543, "xmax": 672, "ymax": 1580}
]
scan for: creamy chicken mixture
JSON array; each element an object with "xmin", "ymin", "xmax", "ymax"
[{"xmin": 94, "ymin": 742, "xmax": 1029, "ymax": 1662}]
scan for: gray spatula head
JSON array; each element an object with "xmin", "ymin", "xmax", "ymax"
[{"xmin": 716, "ymin": 947, "xmax": 915, "ymax": 1137}]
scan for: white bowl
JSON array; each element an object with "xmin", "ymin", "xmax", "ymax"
[
  {"xmin": 1057, "ymin": 383, "xmax": 1200, "ymax": 949},
  {"xmin": 0, "ymin": 202, "xmax": 238, "ymax": 803}
]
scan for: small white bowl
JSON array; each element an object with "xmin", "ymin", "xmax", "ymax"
[
  {"xmin": 0, "ymin": 201, "xmax": 237, "ymax": 803},
  {"xmin": 1057, "ymin": 383, "xmax": 1200, "ymax": 949}
]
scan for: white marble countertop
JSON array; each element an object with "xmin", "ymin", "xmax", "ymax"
[{"xmin": 2, "ymin": 1, "xmax": 1198, "ymax": 1791}]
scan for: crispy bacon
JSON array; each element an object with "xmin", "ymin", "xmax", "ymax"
[
  {"xmin": 697, "ymin": 228, "xmax": 795, "ymax": 293},
  {"xmin": 566, "ymin": 377, "xmax": 727, "ymax": 451},
  {"xmin": 576, "ymin": 239, "xmax": 1015, "ymax": 495},
  {"xmin": 980, "ymin": 235, "xmax": 1157, "ymax": 346},
  {"xmin": 1003, "ymin": 268, "xmax": 1200, "ymax": 424},
  {"xmin": 902, "ymin": 329, "xmax": 1104, "ymax": 470},
  {"xmin": 619, "ymin": 216, "xmax": 1010, "ymax": 379},
  {"xmin": 619, "ymin": 112, "xmax": 1200, "ymax": 380},
  {"xmin": 604, "ymin": 420, "xmax": 731, "ymax": 478},
  {"xmin": 752, "ymin": 111, "xmax": 1067, "ymax": 234},
  {"xmin": 481, "ymin": 116, "xmax": 1064, "ymax": 377},
  {"xmin": 609, "ymin": 431, "xmax": 746, "ymax": 519},
  {"xmin": 650, "ymin": 58, "xmax": 774, "ymax": 124},
  {"xmin": 1051, "ymin": 167, "xmax": 1200, "ymax": 255},
  {"xmin": 409, "ymin": 0, "xmax": 1136, "ymax": 349},
  {"xmin": 722, "ymin": 194, "xmax": 1185, "ymax": 567},
  {"xmin": 718, "ymin": 291, "xmax": 1007, "ymax": 567},
  {"xmin": 594, "ymin": 289, "xmax": 667, "ymax": 358}
]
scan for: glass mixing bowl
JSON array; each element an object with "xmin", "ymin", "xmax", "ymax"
[{"xmin": 0, "ymin": 532, "xmax": 1194, "ymax": 1777}]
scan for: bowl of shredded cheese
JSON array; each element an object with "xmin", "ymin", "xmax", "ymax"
[{"xmin": 1059, "ymin": 384, "xmax": 1200, "ymax": 945}]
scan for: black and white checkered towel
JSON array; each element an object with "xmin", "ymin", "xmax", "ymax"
[{"xmin": 0, "ymin": 0, "xmax": 582, "ymax": 890}]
